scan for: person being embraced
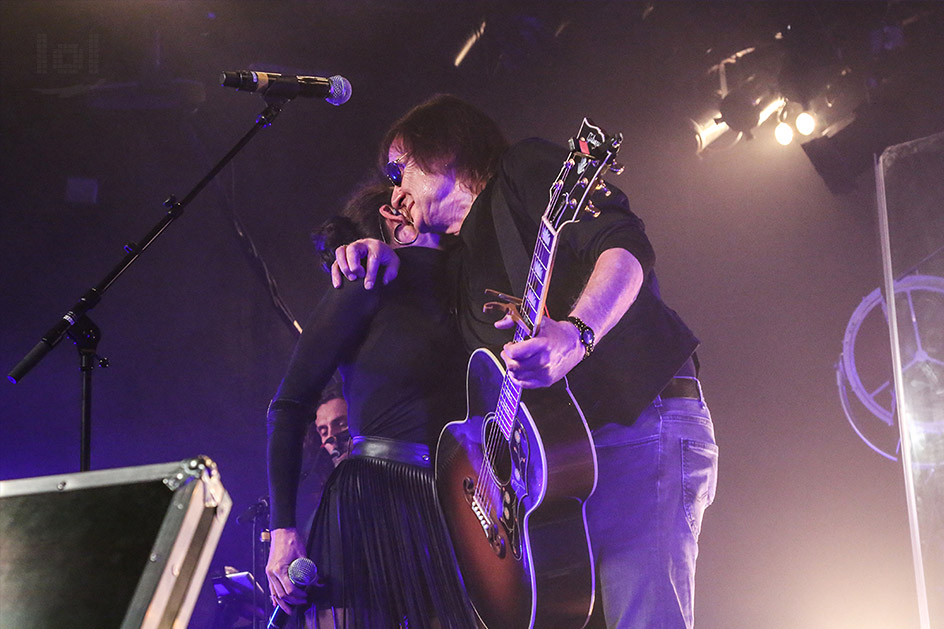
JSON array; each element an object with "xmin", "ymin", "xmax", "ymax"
[{"xmin": 265, "ymin": 182, "xmax": 476, "ymax": 628}]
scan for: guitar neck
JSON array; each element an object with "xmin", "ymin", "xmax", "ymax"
[
  {"xmin": 496, "ymin": 219, "xmax": 559, "ymax": 438},
  {"xmin": 492, "ymin": 117, "xmax": 622, "ymax": 440},
  {"xmin": 516, "ymin": 219, "xmax": 557, "ymax": 340}
]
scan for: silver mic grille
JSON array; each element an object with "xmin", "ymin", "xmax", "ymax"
[
  {"xmin": 288, "ymin": 557, "xmax": 318, "ymax": 587},
  {"xmin": 326, "ymin": 75, "xmax": 352, "ymax": 106}
]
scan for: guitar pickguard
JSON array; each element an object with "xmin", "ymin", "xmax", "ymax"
[
  {"xmin": 463, "ymin": 413, "xmax": 532, "ymax": 561},
  {"xmin": 505, "ymin": 418, "xmax": 532, "ymax": 559}
]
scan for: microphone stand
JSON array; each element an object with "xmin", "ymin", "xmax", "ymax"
[
  {"xmin": 67, "ymin": 315, "xmax": 107, "ymax": 472},
  {"xmin": 254, "ymin": 506, "xmax": 272, "ymax": 629},
  {"xmin": 8, "ymin": 98, "xmax": 289, "ymax": 472}
]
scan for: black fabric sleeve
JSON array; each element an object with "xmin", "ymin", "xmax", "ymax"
[
  {"xmin": 266, "ymin": 281, "xmax": 380, "ymax": 529},
  {"xmin": 500, "ymin": 138, "xmax": 655, "ymax": 273}
]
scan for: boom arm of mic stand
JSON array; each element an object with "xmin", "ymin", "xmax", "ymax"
[{"xmin": 7, "ymin": 100, "xmax": 287, "ymax": 384}]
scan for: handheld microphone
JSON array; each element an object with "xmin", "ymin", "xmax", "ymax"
[
  {"xmin": 267, "ymin": 557, "xmax": 319, "ymax": 629},
  {"xmin": 221, "ymin": 71, "xmax": 352, "ymax": 105},
  {"xmin": 325, "ymin": 429, "xmax": 352, "ymax": 460}
]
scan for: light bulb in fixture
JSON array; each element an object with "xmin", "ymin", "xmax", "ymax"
[{"xmin": 796, "ymin": 111, "xmax": 816, "ymax": 136}]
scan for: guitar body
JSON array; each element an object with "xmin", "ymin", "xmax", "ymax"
[{"xmin": 436, "ymin": 349, "xmax": 598, "ymax": 628}]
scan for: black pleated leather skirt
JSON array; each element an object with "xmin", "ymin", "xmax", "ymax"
[{"xmin": 304, "ymin": 441, "xmax": 477, "ymax": 629}]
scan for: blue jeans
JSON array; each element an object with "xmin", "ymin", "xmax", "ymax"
[{"xmin": 586, "ymin": 385, "xmax": 718, "ymax": 628}]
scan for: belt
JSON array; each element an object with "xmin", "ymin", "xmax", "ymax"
[
  {"xmin": 351, "ymin": 436, "xmax": 432, "ymax": 468},
  {"xmin": 659, "ymin": 377, "xmax": 703, "ymax": 401}
]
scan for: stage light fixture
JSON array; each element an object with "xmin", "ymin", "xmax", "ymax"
[
  {"xmin": 796, "ymin": 111, "xmax": 816, "ymax": 135},
  {"xmin": 775, "ymin": 121, "xmax": 794, "ymax": 146},
  {"xmin": 688, "ymin": 109, "xmax": 733, "ymax": 154},
  {"xmin": 718, "ymin": 80, "xmax": 782, "ymax": 137}
]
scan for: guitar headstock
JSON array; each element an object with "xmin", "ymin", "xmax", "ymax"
[{"xmin": 545, "ymin": 118, "xmax": 623, "ymax": 232}]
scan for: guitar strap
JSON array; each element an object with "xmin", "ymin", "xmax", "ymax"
[{"xmin": 490, "ymin": 181, "xmax": 531, "ymax": 299}]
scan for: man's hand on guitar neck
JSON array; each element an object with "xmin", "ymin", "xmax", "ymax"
[
  {"xmin": 332, "ymin": 238, "xmax": 400, "ymax": 290},
  {"xmin": 499, "ymin": 248, "xmax": 645, "ymax": 389},
  {"xmin": 498, "ymin": 315, "xmax": 585, "ymax": 388}
]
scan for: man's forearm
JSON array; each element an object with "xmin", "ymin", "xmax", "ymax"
[{"xmin": 568, "ymin": 247, "xmax": 643, "ymax": 341}]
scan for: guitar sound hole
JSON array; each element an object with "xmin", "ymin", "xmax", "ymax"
[{"xmin": 482, "ymin": 418, "xmax": 512, "ymax": 485}]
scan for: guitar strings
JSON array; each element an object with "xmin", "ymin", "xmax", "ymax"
[
  {"xmin": 473, "ymin": 151, "xmax": 608, "ymax": 535},
  {"xmin": 474, "ymin": 224, "xmax": 545, "ymax": 521}
]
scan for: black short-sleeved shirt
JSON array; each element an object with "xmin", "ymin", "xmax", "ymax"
[
  {"xmin": 453, "ymin": 138, "xmax": 699, "ymax": 428},
  {"xmin": 267, "ymin": 247, "xmax": 467, "ymax": 529}
]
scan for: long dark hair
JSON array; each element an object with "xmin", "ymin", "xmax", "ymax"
[
  {"xmin": 380, "ymin": 94, "xmax": 508, "ymax": 193},
  {"xmin": 311, "ymin": 182, "xmax": 392, "ymax": 272}
]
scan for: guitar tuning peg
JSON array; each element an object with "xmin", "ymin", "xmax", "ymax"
[
  {"xmin": 594, "ymin": 181, "xmax": 612, "ymax": 197},
  {"xmin": 583, "ymin": 200, "xmax": 600, "ymax": 218},
  {"xmin": 609, "ymin": 161, "xmax": 625, "ymax": 175}
]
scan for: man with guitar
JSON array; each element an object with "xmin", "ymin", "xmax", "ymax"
[{"xmin": 333, "ymin": 94, "xmax": 718, "ymax": 629}]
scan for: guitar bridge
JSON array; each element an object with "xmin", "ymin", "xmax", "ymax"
[{"xmin": 466, "ymin": 481, "xmax": 506, "ymax": 558}]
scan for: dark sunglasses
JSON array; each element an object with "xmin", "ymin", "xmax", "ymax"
[{"xmin": 384, "ymin": 153, "xmax": 409, "ymax": 187}]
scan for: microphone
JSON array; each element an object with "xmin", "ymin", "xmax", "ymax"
[
  {"xmin": 324, "ymin": 429, "xmax": 352, "ymax": 461},
  {"xmin": 267, "ymin": 557, "xmax": 319, "ymax": 629},
  {"xmin": 220, "ymin": 70, "xmax": 352, "ymax": 106}
]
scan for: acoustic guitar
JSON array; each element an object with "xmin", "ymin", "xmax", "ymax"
[{"xmin": 436, "ymin": 119, "xmax": 623, "ymax": 628}]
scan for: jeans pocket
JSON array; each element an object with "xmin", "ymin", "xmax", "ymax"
[{"xmin": 681, "ymin": 439, "xmax": 718, "ymax": 541}]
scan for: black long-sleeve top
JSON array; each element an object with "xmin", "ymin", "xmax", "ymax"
[{"xmin": 267, "ymin": 247, "xmax": 468, "ymax": 530}]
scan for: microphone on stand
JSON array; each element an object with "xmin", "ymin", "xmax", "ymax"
[
  {"xmin": 220, "ymin": 70, "xmax": 351, "ymax": 105},
  {"xmin": 267, "ymin": 557, "xmax": 319, "ymax": 629},
  {"xmin": 236, "ymin": 495, "xmax": 269, "ymax": 525}
]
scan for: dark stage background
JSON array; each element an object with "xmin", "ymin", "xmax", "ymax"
[{"xmin": 2, "ymin": 3, "xmax": 943, "ymax": 627}]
